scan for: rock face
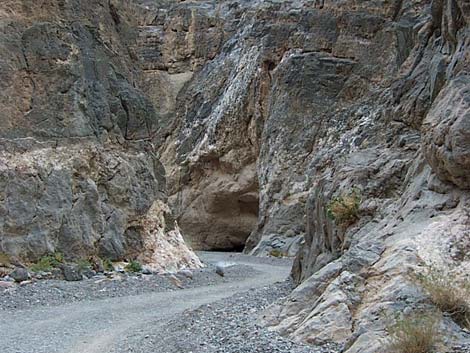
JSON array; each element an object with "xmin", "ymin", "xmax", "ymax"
[
  {"xmin": 133, "ymin": 1, "xmax": 265, "ymax": 250},
  {"xmin": 0, "ymin": 0, "xmax": 202, "ymax": 272},
  {"xmin": 128, "ymin": 0, "xmax": 470, "ymax": 351},
  {"xmin": 254, "ymin": 1, "xmax": 469, "ymax": 352}
]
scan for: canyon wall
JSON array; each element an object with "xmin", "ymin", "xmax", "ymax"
[
  {"xmin": 0, "ymin": 0, "xmax": 201, "ymax": 271},
  {"xmin": 132, "ymin": 0, "xmax": 470, "ymax": 350}
]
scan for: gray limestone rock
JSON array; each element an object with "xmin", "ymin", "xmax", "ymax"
[
  {"xmin": 62, "ymin": 265, "xmax": 83, "ymax": 282},
  {"xmin": 0, "ymin": 0, "xmax": 202, "ymax": 273},
  {"xmin": 132, "ymin": 0, "xmax": 470, "ymax": 351},
  {"xmin": 10, "ymin": 267, "xmax": 30, "ymax": 283}
]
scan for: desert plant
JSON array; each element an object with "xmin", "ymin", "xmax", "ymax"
[
  {"xmin": 125, "ymin": 260, "xmax": 142, "ymax": 273},
  {"xmin": 0, "ymin": 253, "xmax": 11, "ymax": 277},
  {"xmin": 414, "ymin": 265, "xmax": 470, "ymax": 329},
  {"xmin": 30, "ymin": 256, "xmax": 54, "ymax": 272},
  {"xmin": 102, "ymin": 258, "xmax": 114, "ymax": 272},
  {"xmin": 51, "ymin": 252, "xmax": 65, "ymax": 265},
  {"xmin": 0, "ymin": 252, "xmax": 11, "ymax": 265},
  {"xmin": 387, "ymin": 312, "xmax": 440, "ymax": 353},
  {"xmin": 269, "ymin": 249, "xmax": 283, "ymax": 258},
  {"xmin": 30, "ymin": 252, "xmax": 65, "ymax": 272},
  {"xmin": 76, "ymin": 259, "xmax": 92, "ymax": 271},
  {"xmin": 327, "ymin": 189, "xmax": 361, "ymax": 227}
]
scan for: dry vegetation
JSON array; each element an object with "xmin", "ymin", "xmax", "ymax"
[
  {"xmin": 414, "ymin": 265, "xmax": 470, "ymax": 329},
  {"xmin": 269, "ymin": 249, "xmax": 286, "ymax": 258},
  {"xmin": 327, "ymin": 189, "xmax": 361, "ymax": 227},
  {"xmin": 0, "ymin": 252, "xmax": 11, "ymax": 265},
  {"xmin": 387, "ymin": 312, "xmax": 440, "ymax": 353}
]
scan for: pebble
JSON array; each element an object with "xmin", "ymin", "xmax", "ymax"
[
  {"xmin": 63, "ymin": 265, "xmax": 83, "ymax": 282},
  {"xmin": 168, "ymin": 275, "xmax": 184, "ymax": 289},
  {"xmin": 142, "ymin": 268, "xmax": 152, "ymax": 275},
  {"xmin": 215, "ymin": 265, "xmax": 225, "ymax": 277},
  {"xmin": 178, "ymin": 269, "xmax": 193, "ymax": 279}
]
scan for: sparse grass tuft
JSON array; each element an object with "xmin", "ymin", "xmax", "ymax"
[
  {"xmin": 102, "ymin": 258, "xmax": 114, "ymax": 272},
  {"xmin": 414, "ymin": 265, "xmax": 470, "ymax": 329},
  {"xmin": 30, "ymin": 252, "xmax": 64, "ymax": 272},
  {"xmin": 0, "ymin": 253, "xmax": 11, "ymax": 277},
  {"xmin": 76, "ymin": 259, "xmax": 92, "ymax": 272},
  {"xmin": 387, "ymin": 312, "xmax": 440, "ymax": 353},
  {"xmin": 327, "ymin": 189, "xmax": 361, "ymax": 227},
  {"xmin": 125, "ymin": 260, "xmax": 142, "ymax": 273}
]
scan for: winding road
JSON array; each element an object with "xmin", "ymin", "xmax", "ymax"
[{"xmin": 1, "ymin": 252, "xmax": 291, "ymax": 353}]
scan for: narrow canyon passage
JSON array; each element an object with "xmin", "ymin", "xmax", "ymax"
[{"xmin": 0, "ymin": 0, "xmax": 469, "ymax": 352}]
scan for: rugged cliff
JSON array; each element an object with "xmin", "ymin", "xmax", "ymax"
[
  {"xmin": 131, "ymin": 0, "xmax": 470, "ymax": 351},
  {"xmin": 0, "ymin": 0, "xmax": 201, "ymax": 272}
]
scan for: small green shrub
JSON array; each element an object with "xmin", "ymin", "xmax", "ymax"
[
  {"xmin": 102, "ymin": 258, "xmax": 114, "ymax": 272},
  {"xmin": 30, "ymin": 257, "xmax": 53, "ymax": 272},
  {"xmin": 30, "ymin": 252, "xmax": 65, "ymax": 272},
  {"xmin": 414, "ymin": 265, "xmax": 470, "ymax": 329},
  {"xmin": 387, "ymin": 312, "xmax": 440, "ymax": 353},
  {"xmin": 125, "ymin": 260, "xmax": 142, "ymax": 273},
  {"xmin": 327, "ymin": 189, "xmax": 361, "ymax": 227},
  {"xmin": 76, "ymin": 259, "xmax": 92, "ymax": 271},
  {"xmin": 269, "ymin": 249, "xmax": 284, "ymax": 258}
]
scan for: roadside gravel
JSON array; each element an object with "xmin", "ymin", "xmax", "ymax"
[
  {"xmin": 111, "ymin": 280, "xmax": 340, "ymax": 353},
  {"xmin": 1, "ymin": 253, "xmax": 333, "ymax": 353},
  {"xmin": 0, "ymin": 260, "xmax": 257, "ymax": 311}
]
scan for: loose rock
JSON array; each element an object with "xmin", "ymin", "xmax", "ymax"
[
  {"xmin": 62, "ymin": 265, "xmax": 83, "ymax": 282},
  {"xmin": 10, "ymin": 267, "xmax": 30, "ymax": 283}
]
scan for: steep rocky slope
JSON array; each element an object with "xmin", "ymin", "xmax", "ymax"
[
  {"xmin": 261, "ymin": 1, "xmax": 470, "ymax": 351},
  {"xmin": 0, "ymin": 0, "xmax": 201, "ymax": 271}
]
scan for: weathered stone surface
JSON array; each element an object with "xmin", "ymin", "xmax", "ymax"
[
  {"xmin": 136, "ymin": 0, "xmax": 405, "ymax": 251},
  {"xmin": 257, "ymin": 1, "xmax": 470, "ymax": 351},
  {"xmin": 10, "ymin": 267, "xmax": 30, "ymax": 283},
  {"xmin": 0, "ymin": 0, "xmax": 202, "ymax": 272},
  {"xmin": 0, "ymin": 0, "xmax": 469, "ymax": 350},
  {"xmin": 62, "ymin": 265, "xmax": 83, "ymax": 282},
  {"xmin": 423, "ymin": 75, "xmax": 470, "ymax": 189},
  {"xmin": 130, "ymin": 0, "xmax": 470, "ymax": 351}
]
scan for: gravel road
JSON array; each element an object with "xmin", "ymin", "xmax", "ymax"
[{"xmin": 0, "ymin": 252, "xmax": 326, "ymax": 353}]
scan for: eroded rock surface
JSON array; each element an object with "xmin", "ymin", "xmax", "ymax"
[
  {"xmin": 129, "ymin": 0, "xmax": 470, "ymax": 351},
  {"xmin": 0, "ymin": 0, "xmax": 201, "ymax": 272}
]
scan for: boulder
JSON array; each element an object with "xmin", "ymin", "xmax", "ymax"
[
  {"xmin": 62, "ymin": 265, "xmax": 83, "ymax": 282},
  {"xmin": 9, "ymin": 267, "xmax": 30, "ymax": 283}
]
